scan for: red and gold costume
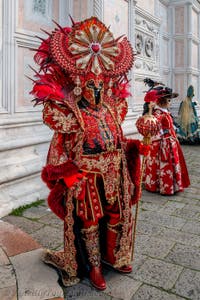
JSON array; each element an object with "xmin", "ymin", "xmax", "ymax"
[
  {"xmin": 143, "ymin": 88, "xmax": 190, "ymax": 195},
  {"xmin": 31, "ymin": 17, "xmax": 143, "ymax": 289}
]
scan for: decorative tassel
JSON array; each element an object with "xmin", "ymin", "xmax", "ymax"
[
  {"xmin": 107, "ymin": 79, "xmax": 113, "ymax": 97},
  {"xmin": 73, "ymin": 76, "xmax": 82, "ymax": 96}
]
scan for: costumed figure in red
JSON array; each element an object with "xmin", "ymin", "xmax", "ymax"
[
  {"xmin": 30, "ymin": 17, "xmax": 146, "ymax": 290},
  {"xmin": 143, "ymin": 85, "xmax": 190, "ymax": 195}
]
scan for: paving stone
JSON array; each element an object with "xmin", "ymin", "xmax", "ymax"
[
  {"xmin": 140, "ymin": 191, "xmax": 168, "ymax": 204},
  {"xmin": 0, "ymin": 247, "xmax": 10, "ymax": 265},
  {"xmin": 135, "ymin": 236, "xmax": 175, "ymax": 259},
  {"xmin": 156, "ymin": 228, "xmax": 200, "ymax": 247},
  {"xmin": 37, "ymin": 213, "xmax": 63, "ymax": 228},
  {"xmin": 133, "ymin": 258, "xmax": 183, "ymax": 290},
  {"xmin": 183, "ymin": 204, "xmax": 200, "ymax": 213},
  {"xmin": 2, "ymin": 215, "xmax": 44, "ymax": 234},
  {"xmin": 188, "ymin": 175, "xmax": 200, "ymax": 185},
  {"xmin": 173, "ymin": 268, "xmax": 200, "ymax": 300},
  {"xmin": 0, "ymin": 265, "xmax": 16, "ymax": 288},
  {"xmin": 104, "ymin": 271, "xmax": 142, "ymax": 300},
  {"xmin": 10, "ymin": 248, "xmax": 64, "ymax": 300},
  {"xmin": 165, "ymin": 243, "xmax": 200, "ymax": 271},
  {"xmin": 0, "ymin": 285, "xmax": 17, "ymax": 300},
  {"xmin": 174, "ymin": 208, "xmax": 200, "ymax": 220},
  {"xmin": 138, "ymin": 211, "xmax": 186, "ymax": 229},
  {"xmin": 158, "ymin": 201, "xmax": 185, "ymax": 215},
  {"xmin": 131, "ymin": 254, "xmax": 148, "ymax": 274},
  {"xmin": 23, "ymin": 206, "xmax": 50, "ymax": 219},
  {"xmin": 48, "ymin": 298, "xmax": 64, "ymax": 300},
  {"xmin": 134, "ymin": 234, "xmax": 149, "ymax": 252},
  {"xmin": 136, "ymin": 221, "xmax": 163, "ymax": 236},
  {"xmin": 64, "ymin": 283, "xmax": 112, "ymax": 300},
  {"xmin": 131, "ymin": 284, "xmax": 185, "ymax": 300},
  {"xmin": 140, "ymin": 202, "xmax": 163, "ymax": 212},
  {"xmin": 181, "ymin": 192, "xmax": 200, "ymax": 201},
  {"xmin": 30, "ymin": 225, "xmax": 63, "ymax": 250},
  {"xmin": 0, "ymin": 221, "xmax": 40, "ymax": 256},
  {"xmin": 181, "ymin": 220, "xmax": 200, "ymax": 235},
  {"xmin": 182, "ymin": 198, "xmax": 200, "ymax": 206},
  {"xmin": 141, "ymin": 192, "xmax": 174, "ymax": 201},
  {"xmin": 183, "ymin": 187, "xmax": 200, "ymax": 195}
]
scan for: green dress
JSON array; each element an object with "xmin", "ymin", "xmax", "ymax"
[{"xmin": 177, "ymin": 86, "xmax": 200, "ymax": 144}]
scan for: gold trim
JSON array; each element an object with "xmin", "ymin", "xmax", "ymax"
[
  {"xmin": 94, "ymin": 174, "xmax": 104, "ymax": 216},
  {"xmin": 87, "ymin": 178, "xmax": 96, "ymax": 222}
]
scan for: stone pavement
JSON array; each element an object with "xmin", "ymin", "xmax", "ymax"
[{"xmin": 0, "ymin": 145, "xmax": 200, "ymax": 300}]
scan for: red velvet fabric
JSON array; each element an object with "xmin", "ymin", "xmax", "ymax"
[
  {"xmin": 41, "ymin": 160, "xmax": 79, "ymax": 182},
  {"xmin": 41, "ymin": 160, "xmax": 81, "ymax": 220},
  {"xmin": 126, "ymin": 139, "xmax": 142, "ymax": 204},
  {"xmin": 177, "ymin": 143, "xmax": 190, "ymax": 188},
  {"xmin": 47, "ymin": 181, "xmax": 66, "ymax": 220}
]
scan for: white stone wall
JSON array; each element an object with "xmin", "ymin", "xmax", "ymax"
[
  {"xmin": 0, "ymin": 0, "xmax": 71, "ymax": 217},
  {"xmin": 170, "ymin": 0, "xmax": 200, "ymax": 115},
  {"xmin": 134, "ymin": 3, "xmax": 161, "ymax": 111}
]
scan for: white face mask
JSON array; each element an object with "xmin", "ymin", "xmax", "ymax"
[{"xmin": 155, "ymin": 105, "xmax": 169, "ymax": 112}]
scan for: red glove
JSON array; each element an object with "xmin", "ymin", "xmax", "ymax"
[
  {"xmin": 139, "ymin": 143, "xmax": 150, "ymax": 156},
  {"xmin": 63, "ymin": 171, "xmax": 87, "ymax": 188}
]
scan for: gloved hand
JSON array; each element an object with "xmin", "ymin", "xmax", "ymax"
[
  {"xmin": 63, "ymin": 171, "xmax": 87, "ymax": 188},
  {"xmin": 139, "ymin": 142, "xmax": 150, "ymax": 156}
]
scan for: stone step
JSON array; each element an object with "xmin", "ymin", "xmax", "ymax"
[
  {"xmin": 0, "ymin": 221, "xmax": 64, "ymax": 300},
  {"xmin": 0, "ymin": 174, "xmax": 48, "ymax": 217}
]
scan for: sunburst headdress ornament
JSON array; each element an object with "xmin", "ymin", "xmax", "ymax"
[
  {"xmin": 30, "ymin": 16, "xmax": 134, "ymax": 106},
  {"xmin": 50, "ymin": 16, "xmax": 134, "ymax": 77},
  {"xmin": 50, "ymin": 17, "xmax": 134, "ymax": 100}
]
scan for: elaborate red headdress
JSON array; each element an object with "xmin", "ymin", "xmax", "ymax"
[
  {"xmin": 144, "ymin": 87, "xmax": 179, "ymax": 103},
  {"xmin": 30, "ymin": 17, "xmax": 135, "ymax": 106},
  {"xmin": 144, "ymin": 89, "xmax": 159, "ymax": 103},
  {"xmin": 50, "ymin": 17, "xmax": 134, "ymax": 77}
]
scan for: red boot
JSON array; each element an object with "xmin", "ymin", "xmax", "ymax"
[
  {"xmin": 82, "ymin": 225, "xmax": 106, "ymax": 290},
  {"xmin": 90, "ymin": 266, "xmax": 106, "ymax": 290},
  {"xmin": 103, "ymin": 224, "xmax": 132, "ymax": 274},
  {"xmin": 103, "ymin": 224, "xmax": 117, "ymax": 265}
]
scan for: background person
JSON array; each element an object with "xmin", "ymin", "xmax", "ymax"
[
  {"xmin": 177, "ymin": 85, "xmax": 200, "ymax": 144},
  {"xmin": 143, "ymin": 87, "xmax": 190, "ymax": 195}
]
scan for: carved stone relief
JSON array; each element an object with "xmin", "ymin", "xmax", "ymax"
[
  {"xmin": 134, "ymin": 10, "xmax": 160, "ymax": 75},
  {"xmin": 24, "ymin": 0, "xmax": 52, "ymax": 25},
  {"xmin": 144, "ymin": 37, "xmax": 154, "ymax": 57},
  {"xmin": 135, "ymin": 16, "xmax": 154, "ymax": 32},
  {"xmin": 143, "ymin": 61, "xmax": 159, "ymax": 72},
  {"xmin": 135, "ymin": 31, "xmax": 154, "ymax": 59},
  {"xmin": 135, "ymin": 33, "xmax": 143, "ymax": 54}
]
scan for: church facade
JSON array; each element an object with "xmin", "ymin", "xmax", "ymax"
[{"xmin": 0, "ymin": 0, "xmax": 200, "ymax": 216}]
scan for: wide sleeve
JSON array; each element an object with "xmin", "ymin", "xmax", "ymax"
[
  {"xmin": 125, "ymin": 139, "xmax": 141, "ymax": 205},
  {"xmin": 43, "ymin": 102, "xmax": 79, "ymax": 133}
]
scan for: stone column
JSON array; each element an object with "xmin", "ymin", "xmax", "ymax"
[
  {"xmin": 92, "ymin": 0, "xmax": 104, "ymax": 20},
  {"xmin": 128, "ymin": 0, "xmax": 137, "ymax": 112},
  {"xmin": 60, "ymin": 0, "xmax": 73, "ymax": 25},
  {"xmin": 170, "ymin": 1, "xmax": 187, "ymax": 114},
  {"xmin": 170, "ymin": 0, "xmax": 200, "ymax": 114},
  {"xmin": 186, "ymin": 2, "xmax": 193, "ymax": 86}
]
